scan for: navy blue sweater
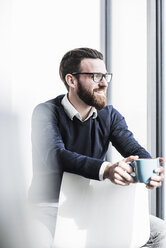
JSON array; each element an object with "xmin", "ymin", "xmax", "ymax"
[{"xmin": 29, "ymin": 95, "xmax": 151, "ymax": 202}]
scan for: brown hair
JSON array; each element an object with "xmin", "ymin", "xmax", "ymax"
[{"xmin": 59, "ymin": 47, "xmax": 104, "ymax": 90}]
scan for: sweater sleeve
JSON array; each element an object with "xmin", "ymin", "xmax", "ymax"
[
  {"xmin": 109, "ymin": 107, "xmax": 151, "ymax": 159},
  {"xmin": 32, "ymin": 103, "xmax": 103, "ymax": 181}
]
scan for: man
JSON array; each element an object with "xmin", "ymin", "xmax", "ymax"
[{"xmin": 29, "ymin": 47, "xmax": 165, "ymax": 247}]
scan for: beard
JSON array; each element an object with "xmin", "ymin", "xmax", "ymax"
[{"xmin": 77, "ymin": 81, "xmax": 107, "ymax": 110}]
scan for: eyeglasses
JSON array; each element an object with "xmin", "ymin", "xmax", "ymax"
[{"xmin": 71, "ymin": 72, "xmax": 113, "ymax": 83}]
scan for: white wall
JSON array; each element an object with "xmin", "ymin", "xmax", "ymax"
[{"xmin": 1, "ymin": 0, "xmax": 100, "ymax": 189}]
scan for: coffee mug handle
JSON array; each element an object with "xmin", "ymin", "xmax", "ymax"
[{"xmin": 129, "ymin": 161, "xmax": 138, "ymax": 182}]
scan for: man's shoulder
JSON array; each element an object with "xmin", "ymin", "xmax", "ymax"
[
  {"xmin": 32, "ymin": 94, "xmax": 65, "ymax": 118},
  {"xmin": 97, "ymin": 105, "xmax": 123, "ymax": 123},
  {"xmin": 35, "ymin": 94, "xmax": 64, "ymax": 109},
  {"xmin": 98, "ymin": 104, "xmax": 114, "ymax": 117},
  {"xmin": 45, "ymin": 94, "xmax": 65, "ymax": 106}
]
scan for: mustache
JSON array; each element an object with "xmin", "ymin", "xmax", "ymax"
[{"xmin": 93, "ymin": 86, "xmax": 107, "ymax": 93}]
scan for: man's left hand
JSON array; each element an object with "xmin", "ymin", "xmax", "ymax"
[{"xmin": 146, "ymin": 157, "xmax": 164, "ymax": 189}]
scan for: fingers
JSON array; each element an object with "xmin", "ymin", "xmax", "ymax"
[
  {"xmin": 159, "ymin": 157, "xmax": 164, "ymax": 164},
  {"xmin": 108, "ymin": 157, "xmax": 137, "ymax": 186},
  {"xmin": 122, "ymin": 156, "xmax": 139, "ymax": 173},
  {"xmin": 146, "ymin": 184, "xmax": 159, "ymax": 190},
  {"xmin": 114, "ymin": 179, "xmax": 130, "ymax": 186},
  {"xmin": 113, "ymin": 171, "xmax": 130, "ymax": 186},
  {"xmin": 146, "ymin": 166, "xmax": 164, "ymax": 189},
  {"xmin": 118, "ymin": 160, "xmax": 133, "ymax": 174},
  {"xmin": 114, "ymin": 166, "xmax": 135, "ymax": 183},
  {"xmin": 146, "ymin": 180, "xmax": 162, "ymax": 189},
  {"xmin": 123, "ymin": 155, "xmax": 139, "ymax": 164},
  {"xmin": 151, "ymin": 174, "xmax": 164, "ymax": 183},
  {"xmin": 154, "ymin": 166, "xmax": 164, "ymax": 175}
]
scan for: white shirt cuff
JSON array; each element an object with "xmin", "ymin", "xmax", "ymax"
[{"xmin": 99, "ymin": 161, "xmax": 110, "ymax": 181}]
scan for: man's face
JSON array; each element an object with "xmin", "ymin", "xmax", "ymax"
[{"xmin": 76, "ymin": 58, "xmax": 108, "ymax": 110}]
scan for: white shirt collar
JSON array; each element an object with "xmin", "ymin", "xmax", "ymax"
[{"xmin": 61, "ymin": 94, "xmax": 97, "ymax": 122}]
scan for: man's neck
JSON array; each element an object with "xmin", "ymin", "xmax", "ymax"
[{"xmin": 68, "ymin": 93, "xmax": 92, "ymax": 121}]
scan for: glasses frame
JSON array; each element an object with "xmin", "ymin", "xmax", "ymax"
[{"xmin": 71, "ymin": 72, "xmax": 113, "ymax": 83}]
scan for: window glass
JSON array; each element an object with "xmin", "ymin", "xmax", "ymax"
[{"xmin": 111, "ymin": 0, "xmax": 148, "ymax": 162}]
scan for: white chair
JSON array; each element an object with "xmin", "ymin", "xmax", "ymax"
[{"xmin": 53, "ymin": 172, "xmax": 150, "ymax": 248}]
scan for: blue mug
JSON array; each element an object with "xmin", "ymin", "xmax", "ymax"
[{"xmin": 130, "ymin": 158, "xmax": 160, "ymax": 184}]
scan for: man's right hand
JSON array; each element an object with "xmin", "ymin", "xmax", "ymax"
[{"xmin": 103, "ymin": 156, "xmax": 139, "ymax": 186}]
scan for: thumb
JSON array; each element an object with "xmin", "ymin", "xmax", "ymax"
[{"xmin": 123, "ymin": 155, "xmax": 139, "ymax": 163}]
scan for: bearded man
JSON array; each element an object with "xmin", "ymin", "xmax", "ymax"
[{"xmin": 28, "ymin": 48, "xmax": 165, "ymax": 248}]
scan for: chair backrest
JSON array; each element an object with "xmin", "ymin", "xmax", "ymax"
[{"xmin": 53, "ymin": 172, "xmax": 150, "ymax": 248}]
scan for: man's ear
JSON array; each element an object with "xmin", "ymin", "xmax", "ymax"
[{"xmin": 65, "ymin": 74, "xmax": 77, "ymax": 89}]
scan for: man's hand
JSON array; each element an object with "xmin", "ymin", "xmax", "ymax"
[
  {"xmin": 104, "ymin": 155, "xmax": 139, "ymax": 186},
  {"xmin": 146, "ymin": 157, "xmax": 164, "ymax": 189}
]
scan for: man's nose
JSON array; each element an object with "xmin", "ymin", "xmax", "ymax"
[{"xmin": 98, "ymin": 77, "xmax": 108, "ymax": 87}]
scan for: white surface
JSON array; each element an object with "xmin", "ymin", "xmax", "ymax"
[
  {"xmin": 53, "ymin": 172, "xmax": 150, "ymax": 248},
  {"xmin": 0, "ymin": 0, "xmax": 100, "ymax": 190},
  {"xmin": 111, "ymin": 0, "xmax": 148, "ymax": 162}
]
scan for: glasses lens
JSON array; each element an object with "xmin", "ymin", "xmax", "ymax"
[
  {"xmin": 105, "ymin": 73, "xmax": 112, "ymax": 82},
  {"xmin": 93, "ymin": 73, "xmax": 103, "ymax": 83},
  {"xmin": 93, "ymin": 73, "xmax": 112, "ymax": 83}
]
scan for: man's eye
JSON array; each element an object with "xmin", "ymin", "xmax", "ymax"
[
  {"xmin": 90, "ymin": 74, "xmax": 94, "ymax": 80},
  {"xmin": 95, "ymin": 74, "xmax": 102, "ymax": 79}
]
